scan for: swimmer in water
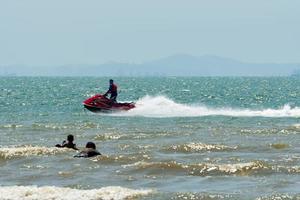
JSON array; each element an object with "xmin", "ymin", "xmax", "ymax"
[
  {"xmin": 74, "ymin": 142, "xmax": 101, "ymax": 158},
  {"xmin": 55, "ymin": 134, "xmax": 78, "ymax": 150}
]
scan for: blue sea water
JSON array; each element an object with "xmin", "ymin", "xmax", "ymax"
[{"xmin": 0, "ymin": 77, "xmax": 299, "ymax": 199}]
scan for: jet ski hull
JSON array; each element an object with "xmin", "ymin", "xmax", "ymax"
[
  {"xmin": 83, "ymin": 94, "xmax": 135, "ymax": 113},
  {"xmin": 84, "ymin": 104, "xmax": 112, "ymax": 113}
]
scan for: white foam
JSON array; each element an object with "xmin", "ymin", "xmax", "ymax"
[
  {"xmin": 0, "ymin": 185, "xmax": 152, "ymax": 200},
  {"xmin": 199, "ymin": 162, "xmax": 267, "ymax": 174},
  {"xmin": 169, "ymin": 142, "xmax": 237, "ymax": 152},
  {"xmin": 0, "ymin": 146, "xmax": 71, "ymax": 159},
  {"xmin": 291, "ymin": 123, "xmax": 300, "ymax": 128},
  {"xmin": 0, "ymin": 124, "xmax": 23, "ymax": 129},
  {"xmin": 116, "ymin": 95, "xmax": 300, "ymax": 118}
]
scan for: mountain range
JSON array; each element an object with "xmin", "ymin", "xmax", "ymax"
[{"xmin": 1, "ymin": 54, "xmax": 299, "ymax": 76}]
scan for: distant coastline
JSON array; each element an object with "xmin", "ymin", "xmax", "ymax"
[
  {"xmin": 291, "ymin": 69, "xmax": 300, "ymax": 76},
  {"xmin": 1, "ymin": 54, "xmax": 300, "ymax": 77}
]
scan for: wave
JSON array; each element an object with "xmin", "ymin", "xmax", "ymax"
[
  {"xmin": 173, "ymin": 193, "xmax": 300, "ymax": 200},
  {"xmin": 91, "ymin": 153, "xmax": 151, "ymax": 164},
  {"xmin": 270, "ymin": 143, "xmax": 290, "ymax": 149},
  {"xmin": 0, "ymin": 146, "xmax": 71, "ymax": 159},
  {"xmin": 115, "ymin": 96, "xmax": 300, "ymax": 118},
  {"xmin": 287, "ymin": 124, "xmax": 300, "ymax": 132},
  {"xmin": 0, "ymin": 185, "xmax": 152, "ymax": 200},
  {"xmin": 0, "ymin": 122, "xmax": 102, "ymax": 131},
  {"xmin": 31, "ymin": 122, "xmax": 100, "ymax": 130},
  {"xmin": 256, "ymin": 194, "xmax": 300, "ymax": 200},
  {"xmin": 240, "ymin": 127, "xmax": 300, "ymax": 135},
  {"xmin": 123, "ymin": 160, "xmax": 300, "ymax": 176},
  {"xmin": 0, "ymin": 124, "xmax": 23, "ymax": 129},
  {"xmin": 173, "ymin": 192, "xmax": 235, "ymax": 200},
  {"xmin": 93, "ymin": 132, "xmax": 156, "ymax": 141},
  {"xmin": 122, "ymin": 161, "xmax": 269, "ymax": 176},
  {"xmin": 165, "ymin": 143, "xmax": 237, "ymax": 153},
  {"xmin": 94, "ymin": 133, "xmax": 124, "ymax": 141}
]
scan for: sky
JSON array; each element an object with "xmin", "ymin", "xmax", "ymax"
[{"xmin": 0, "ymin": 0, "xmax": 299, "ymax": 66}]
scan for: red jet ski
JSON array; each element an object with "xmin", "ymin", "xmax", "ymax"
[{"xmin": 83, "ymin": 94, "xmax": 135, "ymax": 112}]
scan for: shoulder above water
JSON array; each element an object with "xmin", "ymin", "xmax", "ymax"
[{"xmin": 74, "ymin": 148, "xmax": 101, "ymax": 158}]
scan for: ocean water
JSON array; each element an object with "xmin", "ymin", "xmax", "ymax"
[{"xmin": 0, "ymin": 77, "xmax": 299, "ymax": 200}]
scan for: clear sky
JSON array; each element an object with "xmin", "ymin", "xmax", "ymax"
[{"xmin": 0, "ymin": 0, "xmax": 299, "ymax": 66}]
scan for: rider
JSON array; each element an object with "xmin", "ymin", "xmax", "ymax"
[{"xmin": 104, "ymin": 79, "xmax": 118, "ymax": 102}]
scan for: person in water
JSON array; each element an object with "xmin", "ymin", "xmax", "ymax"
[
  {"xmin": 55, "ymin": 134, "xmax": 78, "ymax": 150},
  {"xmin": 104, "ymin": 79, "xmax": 118, "ymax": 102},
  {"xmin": 74, "ymin": 142, "xmax": 101, "ymax": 158}
]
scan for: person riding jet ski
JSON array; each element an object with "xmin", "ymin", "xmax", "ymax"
[
  {"xmin": 104, "ymin": 79, "xmax": 118, "ymax": 103},
  {"xmin": 83, "ymin": 79, "xmax": 135, "ymax": 112}
]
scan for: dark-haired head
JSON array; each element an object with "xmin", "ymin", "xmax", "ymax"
[
  {"xmin": 67, "ymin": 134, "xmax": 74, "ymax": 142},
  {"xmin": 86, "ymin": 142, "xmax": 96, "ymax": 150}
]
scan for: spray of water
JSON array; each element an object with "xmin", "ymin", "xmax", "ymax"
[{"xmin": 115, "ymin": 95, "xmax": 300, "ymax": 118}]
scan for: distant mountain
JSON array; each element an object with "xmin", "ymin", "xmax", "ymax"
[
  {"xmin": 138, "ymin": 54, "xmax": 300, "ymax": 76},
  {"xmin": 1, "ymin": 54, "xmax": 300, "ymax": 76}
]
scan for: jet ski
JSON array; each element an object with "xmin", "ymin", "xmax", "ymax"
[{"xmin": 83, "ymin": 94, "xmax": 135, "ymax": 113}]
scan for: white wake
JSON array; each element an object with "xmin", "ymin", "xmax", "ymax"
[{"xmin": 115, "ymin": 95, "xmax": 300, "ymax": 118}]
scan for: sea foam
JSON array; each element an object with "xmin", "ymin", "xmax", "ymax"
[
  {"xmin": 166, "ymin": 142, "xmax": 237, "ymax": 153},
  {"xmin": 115, "ymin": 95, "xmax": 300, "ymax": 118},
  {"xmin": 0, "ymin": 185, "xmax": 152, "ymax": 200},
  {"xmin": 0, "ymin": 146, "xmax": 71, "ymax": 159}
]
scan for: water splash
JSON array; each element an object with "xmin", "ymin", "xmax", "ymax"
[{"xmin": 116, "ymin": 96, "xmax": 300, "ymax": 118}]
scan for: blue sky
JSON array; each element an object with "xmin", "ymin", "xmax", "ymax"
[{"xmin": 0, "ymin": 0, "xmax": 299, "ymax": 66}]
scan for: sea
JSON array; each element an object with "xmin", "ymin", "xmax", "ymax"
[{"xmin": 0, "ymin": 77, "xmax": 299, "ymax": 200}]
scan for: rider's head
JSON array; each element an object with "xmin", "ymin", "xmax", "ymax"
[{"xmin": 109, "ymin": 79, "xmax": 114, "ymax": 85}]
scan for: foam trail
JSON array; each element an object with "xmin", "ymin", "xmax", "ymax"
[
  {"xmin": 0, "ymin": 185, "xmax": 152, "ymax": 200},
  {"xmin": 115, "ymin": 96, "xmax": 300, "ymax": 118}
]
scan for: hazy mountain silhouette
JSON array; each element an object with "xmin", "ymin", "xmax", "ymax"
[{"xmin": 1, "ymin": 54, "xmax": 299, "ymax": 76}]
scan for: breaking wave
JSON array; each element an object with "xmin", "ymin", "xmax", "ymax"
[
  {"xmin": 0, "ymin": 122, "xmax": 102, "ymax": 131},
  {"xmin": 256, "ymin": 194, "xmax": 300, "ymax": 200},
  {"xmin": 172, "ymin": 193, "xmax": 300, "ymax": 200},
  {"xmin": 165, "ymin": 143, "xmax": 237, "ymax": 153},
  {"xmin": 122, "ymin": 160, "xmax": 300, "ymax": 176},
  {"xmin": 122, "ymin": 161, "xmax": 270, "ymax": 176},
  {"xmin": 0, "ymin": 146, "xmax": 72, "ymax": 159},
  {"xmin": 91, "ymin": 154, "xmax": 151, "ymax": 164},
  {"xmin": 0, "ymin": 124, "xmax": 23, "ymax": 129},
  {"xmin": 117, "ymin": 96, "xmax": 300, "ymax": 118},
  {"xmin": 0, "ymin": 185, "xmax": 152, "ymax": 200}
]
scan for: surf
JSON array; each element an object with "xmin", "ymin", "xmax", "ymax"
[
  {"xmin": 0, "ymin": 146, "xmax": 71, "ymax": 159},
  {"xmin": 0, "ymin": 186, "xmax": 153, "ymax": 200}
]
